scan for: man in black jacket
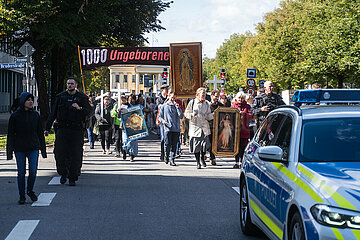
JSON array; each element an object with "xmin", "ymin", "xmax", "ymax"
[
  {"xmin": 45, "ymin": 78, "xmax": 91, "ymax": 186},
  {"xmin": 252, "ymin": 81, "xmax": 285, "ymax": 127},
  {"xmin": 7, "ymin": 92, "xmax": 47, "ymax": 204}
]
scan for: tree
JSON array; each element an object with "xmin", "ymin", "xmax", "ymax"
[{"xmin": 0, "ymin": 0, "xmax": 171, "ymax": 124}]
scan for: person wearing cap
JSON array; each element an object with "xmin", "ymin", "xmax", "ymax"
[
  {"xmin": 219, "ymin": 94, "xmax": 231, "ymax": 107},
  {"xmin": 7, "ymin": 92, "xmax": 47, "ymax": 204},
  {"xmin": 156, "ymin": 84, "xmax": 169, "ymax": 162}
]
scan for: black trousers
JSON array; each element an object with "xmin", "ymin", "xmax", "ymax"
[
  {"xmin": 209, "ymin": 133, "xmax": 215, "ymax": 160},
  {"xmin": 54, "ymin": 128, "xmax": 84, "ymax": 181},
  {"xmin": 99, "ymin": 125, "xmax": 112, "ymax": 151},
  {"xmin": 114, "ymin": 125, "xmax": 122, "ymax": 154}
]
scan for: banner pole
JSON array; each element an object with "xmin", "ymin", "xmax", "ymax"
[{"xmin": 77, "ymin": 46, "xmax": 86, "ymax": 94}]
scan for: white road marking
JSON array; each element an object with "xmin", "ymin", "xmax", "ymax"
[
  {"xmin": 48, "ymin": 176, "xmax": 61, "ymax": 185},
  {"xmin": 232, "ymin": 187, "xmax": 240, "ymax": 195},
  {"xmin": 5, "ymin": 220, "xmax": 39, "ymax": 240},
  {"xmin": 31, "ymin": 193, "xmax": 57, "ymax": 207}
]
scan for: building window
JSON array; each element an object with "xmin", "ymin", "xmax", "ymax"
[
  {"xmin": 140, "ymin": 90, "xmax": 143, "ymax": 95},
  {"xmin": 124, "ymin": 75, "xmax": 128, "ymax": 83},
  {"xmin": 132, "ymin": 75, "xmax": 135, "ymax": 83},
  {"xmin": 140, "ymin": 75, "xmax": 144, "ymax": 84},
  {"xmin": 115, "ymin": 75, "xmax": 119, "ymax": 83},
  {"xmin": 144, "ymin": 75, "xmax": 154, "ymax": 88}
]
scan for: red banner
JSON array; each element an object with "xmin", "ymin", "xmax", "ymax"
[{"xmin": 79, "ymin": 47, "xmax": 170, "ymax": 69}]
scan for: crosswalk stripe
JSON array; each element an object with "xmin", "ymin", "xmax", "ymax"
[
  {"xmin": 5, "ymin": 220, "xmax": 39, "ymax": 240},
  {"xmin": 232, "ymin": 187, "xmax": 240, "ymax": 195},
  {"xmin": 31, "ymin": 193, "xmax": 57, "ymax": 207},
  {"xmin": 48, "ymin": 176, "xmax": 61, "ymax": 185}
]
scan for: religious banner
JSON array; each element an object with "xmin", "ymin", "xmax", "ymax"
[
  {"xmin": 121, "ymin": 105, "xmax": 149, "ymax": 141},
  {"xmin": 212, "ymin": 107, "xmax": 242, "ymax": 157},
  {"xmin": 79, "ymin": 47, "xmax": 170, "ymax": 69},
  {"xmin": 170, "ymin": 42, "xmax": 202, "ymax": 98}
]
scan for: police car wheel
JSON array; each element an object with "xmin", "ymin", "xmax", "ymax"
[
  {"xmin": 240, "ymin": 179, "xmax": 256, "ymax": 235},
  {"xmin": 289, "ymin": 212, "xmax": 305, "ymax": 240}
]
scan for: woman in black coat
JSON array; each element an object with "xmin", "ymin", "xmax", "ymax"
[{"xmin": 7, "ymin": 92, "xmax": 47, "ymax": 204}]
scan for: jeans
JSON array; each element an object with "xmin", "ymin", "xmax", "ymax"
[
  {"xmin": 15, "ymin": 150, "xmax": 39, "ymax": 197},
  {"xmin": 164, "ymin": 131, "xmax": 180, "ymax": 161},
  {"xmin": 113, "ymin": 125, "xmax": 122, "ymax": 154},
  {"xmin": 87, "ymin": 127, "xmax": 95, "ymax": 148}
]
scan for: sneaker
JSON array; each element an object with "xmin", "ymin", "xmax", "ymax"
[
  {"xmin": 60, "ymin": 175, "xmax": 67, "ymax": 184},
  {"xmin": 27, "ymin": 191, "xmax": 38, "ymax": 202},
  {"xmin": 18, "ymin": 195, "xmax": 26, "ymax": 205},
  {"xmin": 69, "ymin": 181, "xmax": 76, "ymax": 186},
  {"xmin": 233, "ymin": 164, "xmax": 240, "ymax": 169},
  {"xmin": 90, "ymin": 146, "xmax": 94, "ymax": 149},
  {"xmin": 130, "ymin": 155, "xmax": 135, "ymax": 162},
  {"xmin": 103, "ymin": 150, "xmax": 106, "ymax": 154},
  {"xmin": 210, "ymin": 159, "xmax": 216, "ymax": 166},
  {"xmin": 107, "ymin": 150, "xmax": 112, "ymax": 155}
]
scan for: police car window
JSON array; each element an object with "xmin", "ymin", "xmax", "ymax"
[
  {"xmin": 257, "ymin": 114, "xmax": 285, "ymax": 147},
  {"xmin": 300, "ymin": 118, "xmax": 360, "ymax": 162},
  {"xmin": 272, "ymin": 115, "xmax": 292, "ymax": 159},
  {"xmin": 255, "ymin": 116, "xmax": 273, "ymax": 144}
]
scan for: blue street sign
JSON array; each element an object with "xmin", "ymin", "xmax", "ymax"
[
  {"xmin": 259, "ymin": 80, "xmax": 265, "ymax": 87},
  {"xmin": 247, "ymin": 69, "xmax": 256, "ymax": 78},
  {"xmin": 0, "ymin": 63, "xmax": 25, "ymax": 69}
]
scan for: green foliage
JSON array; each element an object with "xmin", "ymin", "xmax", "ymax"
[{"xmin": 203, "ymin": 0, "xmax": 360, "ymax": 92}]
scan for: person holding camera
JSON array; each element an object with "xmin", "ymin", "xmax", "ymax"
[{"xmin": 252, "ymin": 81, "xmax": 285, "ymax": 127}]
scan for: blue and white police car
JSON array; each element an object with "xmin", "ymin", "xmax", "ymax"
[{"xmin": 240, "ymin": 89, "xmax": 360, "ymax": 240}]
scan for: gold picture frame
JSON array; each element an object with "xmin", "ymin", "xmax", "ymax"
[
  {"xmin": 212, "ymin": 107, "xmax": 242, "ymax": 157},
  {"xmin": 170, "ymin": 42, "xmax": 202, "ymax": 98}
]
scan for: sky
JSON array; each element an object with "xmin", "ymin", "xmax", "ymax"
[{"xmin": 145, "ymin": 0, "xmax": 281, "ymax": 59}]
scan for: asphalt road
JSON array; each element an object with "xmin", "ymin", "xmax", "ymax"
[{"xmin": 0, "ymin": 133, "xmax": 266, "ymax": 240}]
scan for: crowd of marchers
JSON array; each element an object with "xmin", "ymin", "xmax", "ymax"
[{"xmin": 6, "ymin": 77, "xmax": 285, "ymax": 205}]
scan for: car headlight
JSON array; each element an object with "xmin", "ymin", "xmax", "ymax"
[{"xmin": 311, "ymin": 204, "xmax": 360, "ymax": 229}]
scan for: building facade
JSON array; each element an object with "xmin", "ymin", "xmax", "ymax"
[{"xmin": 108, "ymin": 65, "xmax": 169, "ymax": 96}]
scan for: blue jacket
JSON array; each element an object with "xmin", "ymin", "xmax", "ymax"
[{"xmin": 158, "ymin": 102, "xmax": 183, "ymax": 132}]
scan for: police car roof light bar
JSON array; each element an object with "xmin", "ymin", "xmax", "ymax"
[{"xmin": 291, "ymin": 89, "xmax": 360, "ymax": 106}]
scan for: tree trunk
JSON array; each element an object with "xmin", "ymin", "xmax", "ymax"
[
  {"xmin": 50, "ymin": 46, "xmax": 58, "ymax": 107},
  {"xmin": 32, "ymin": 42, "xmax": 49, "ymax": 126},
  {"xmin": 337, "ymin": 75, "xmax": 344, "ymax": 89}
]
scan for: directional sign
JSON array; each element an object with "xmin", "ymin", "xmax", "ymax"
[
  {"xmin": 246, "ymin": 87, "xmax": 255, "ymax": 96},
  {"xmin": 259, "ymin": 80, "xmax": 265, "ymax": 87},
  {"xmin": 247, "ymin": 69, "xmax": 256, "ymax": 78},
  {"xmin": 247, "ymin": 79, "xmax": 256, "ymax": 87},
  {"xmin": 0, "ymin": 63, "xmax": 25, "ymax": 69},
  {"xmin": 16, "ymin": 57, "xmax": 28, "ymax": 63}
]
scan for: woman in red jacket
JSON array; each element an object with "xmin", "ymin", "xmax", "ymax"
[{"xmin": 231, "ymin": 92, "xmax": 252, "ymax": 168}]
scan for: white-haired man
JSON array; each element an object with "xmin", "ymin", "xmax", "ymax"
[{"xmin": 252, "ymin": 81, "xmax": 285, "ymax": 126}]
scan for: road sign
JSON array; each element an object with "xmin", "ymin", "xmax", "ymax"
[
  {"xmin": 246, "ymin": 87, "xmax": 255, "ymax": 96},
  {"xmin": 259, "ymin": 80, "xmax": 265, "ymax": 87},
  {"xmin": 247, "ymin": 79, "xmax": 255, "ymax": 87},
  {"xmin": 247, "ymin": 69, "xmax": 256, "ymax": 78},
  {"xmin": 16, "ymin": 57, "xmax": 28, "ymax": 63},
  {"xmin": 0, "ymin": 63, "xmax": 25, "ymax": 69},
  {"xmin": 19, "ymin": 42, "xmax": 35, "ymax": 56}
]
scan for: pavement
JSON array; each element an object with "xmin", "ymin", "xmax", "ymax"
[{"xmin": 0, "ymin": 133, "xmax": 266, "ymax": 240}]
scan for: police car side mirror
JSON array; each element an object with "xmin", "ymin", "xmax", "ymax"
[{"xmin": 258, "ymin": 146, "xmax": 286, "ymax": 163}]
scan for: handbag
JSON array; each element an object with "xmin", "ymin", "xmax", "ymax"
[{"xmin": 93, "ymin": 121, "xmax": 99, "ymax": 135}]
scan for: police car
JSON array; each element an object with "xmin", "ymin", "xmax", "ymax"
[{"xmin": 240, "ymin": 89, "xmax": 360, "ymax": 240}]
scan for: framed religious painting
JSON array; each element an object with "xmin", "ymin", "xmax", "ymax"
[
  {"xmin": 212, "ymin": 107, "xmax": 242, "ymax": 157},
  {"xmin": 170, "ymin": 42, "xmax": 203, "ymax": 98},
  {"xmin": 121, "ymin": 105, "xmax": 149, "ymax": 141}
]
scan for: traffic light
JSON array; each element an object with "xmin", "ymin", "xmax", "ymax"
[
  {"xmin": 220, "ymin": 68, "xmax": 226, "ymax": 84},
  {"xmin": 162, "ymin": 67, "xmax": 168, "ymax": 80}
]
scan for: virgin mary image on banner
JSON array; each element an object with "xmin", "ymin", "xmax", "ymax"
[{"xmin": 218, "ymin": 114, "xmax": 234, "ymax": 151}]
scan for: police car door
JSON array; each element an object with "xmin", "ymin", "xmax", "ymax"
[{"xmin": 252, "ymin": 113, "xmax": 292, "ymax": 238}]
